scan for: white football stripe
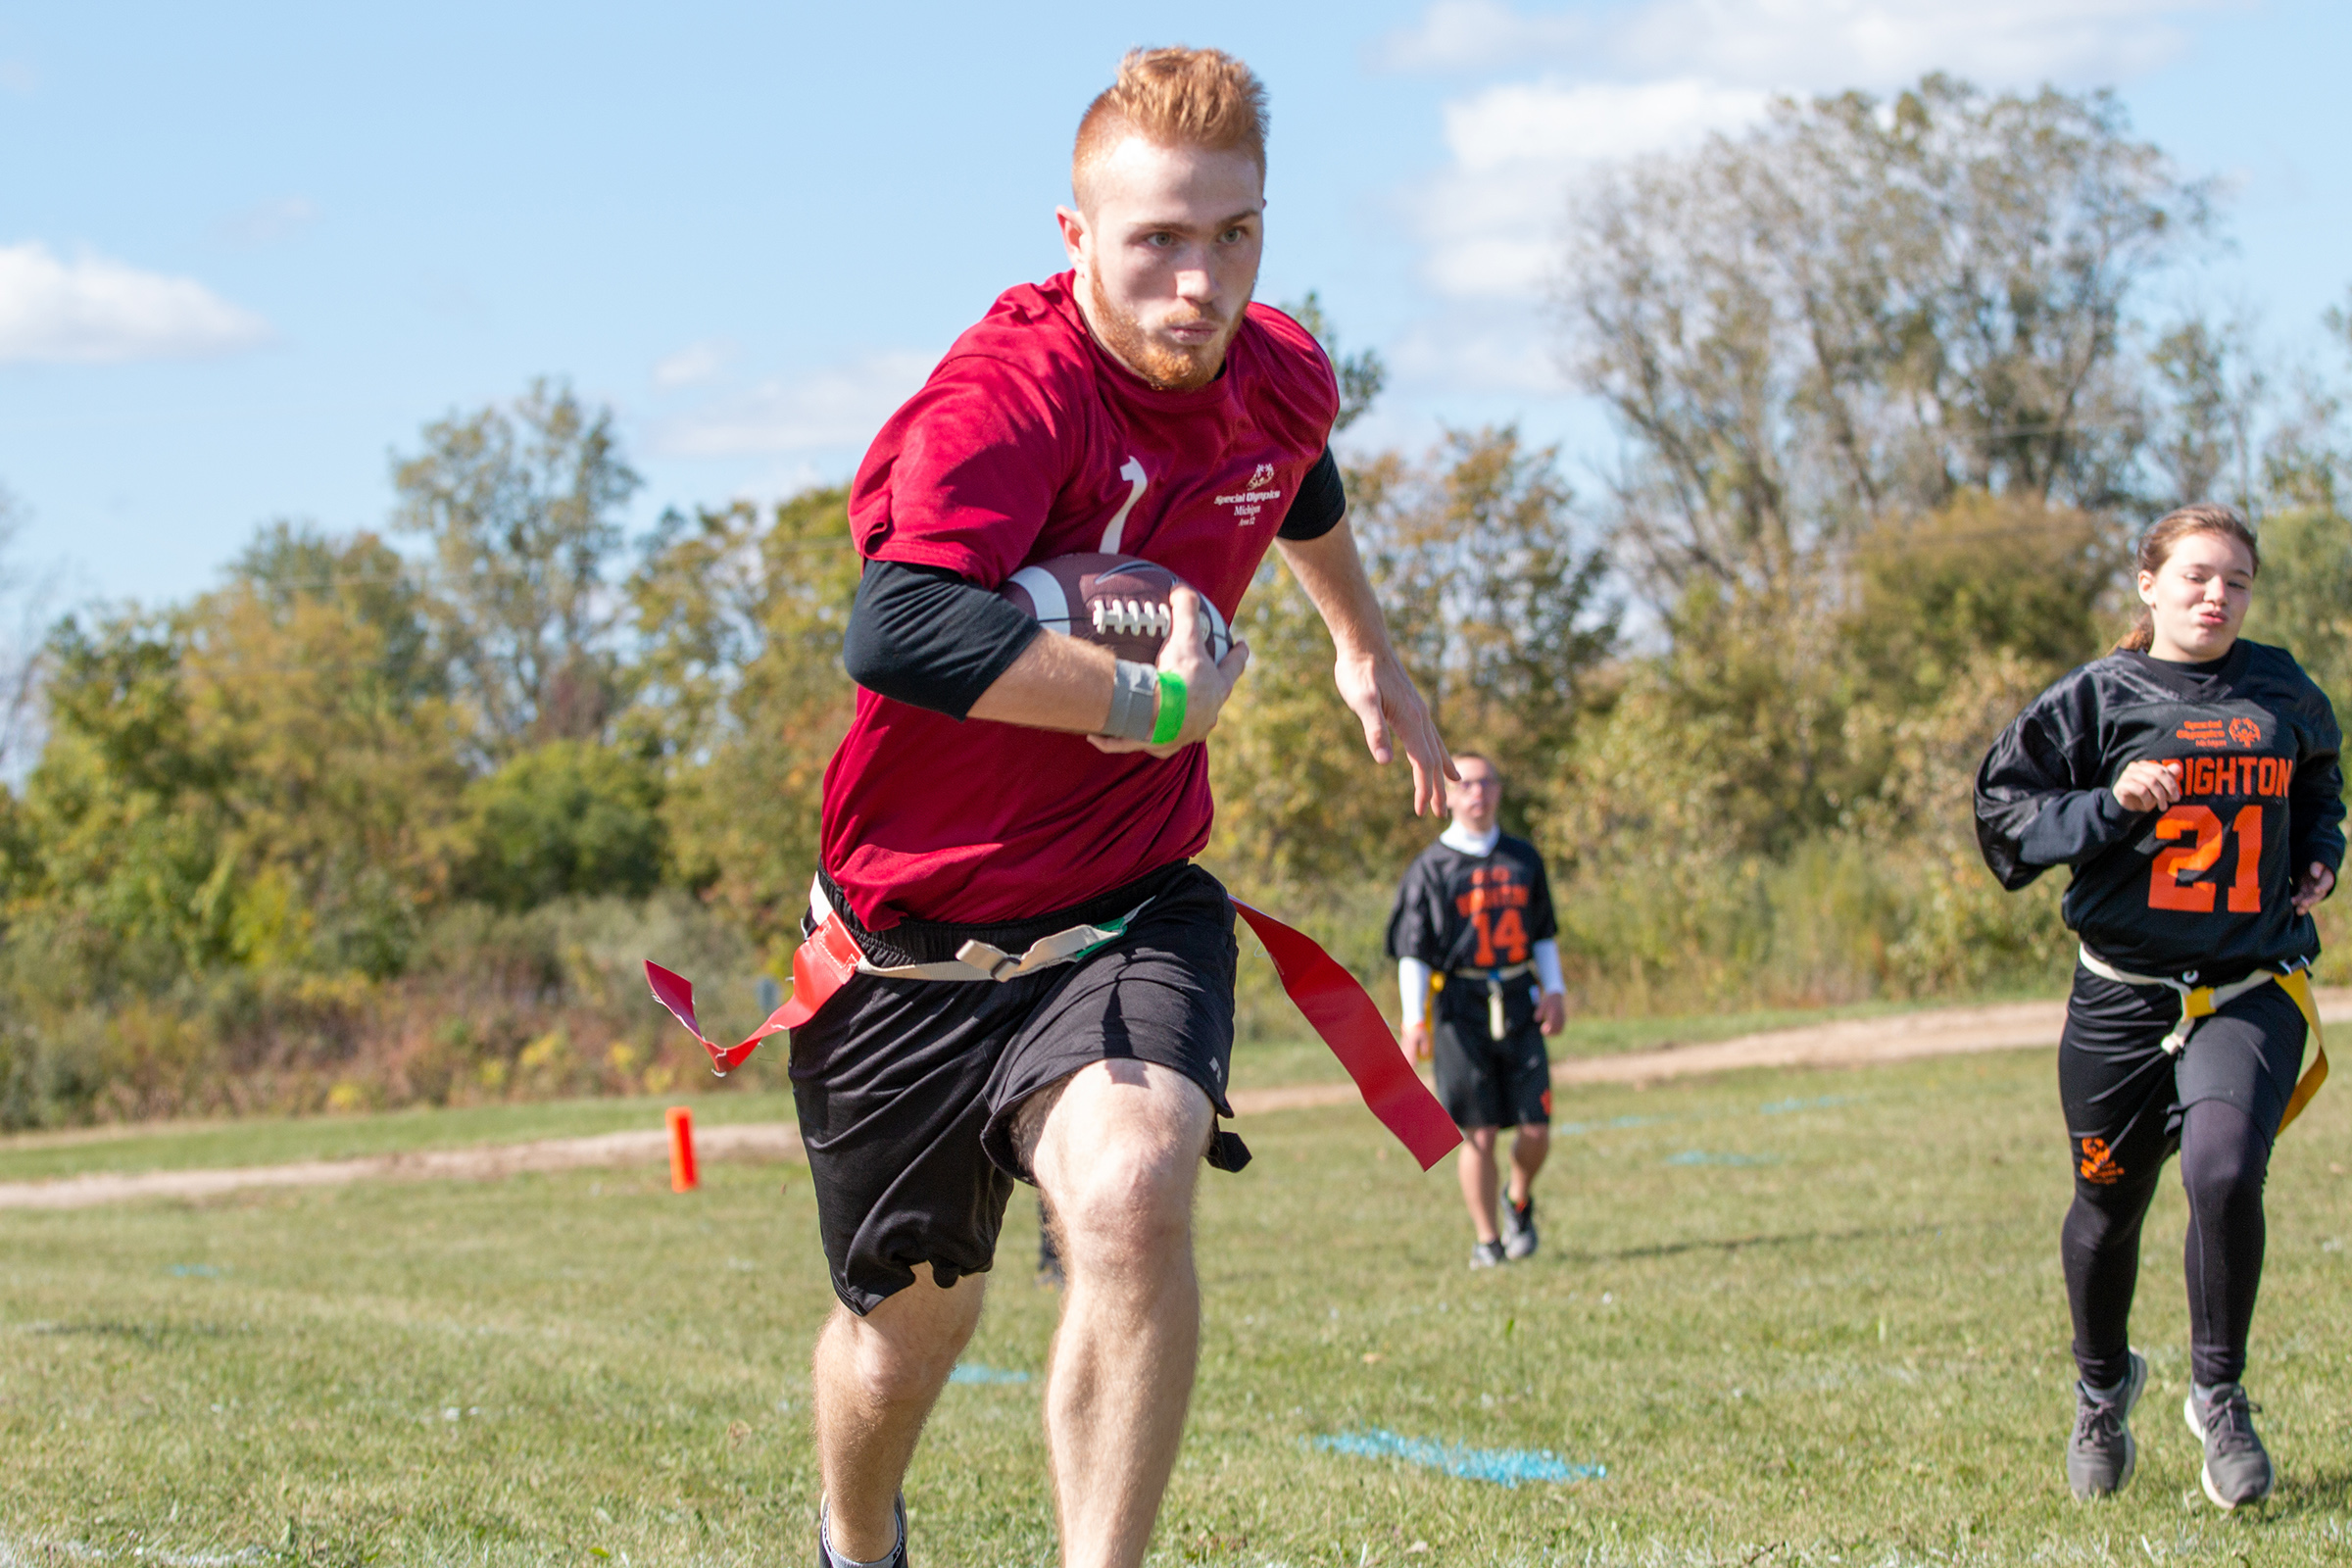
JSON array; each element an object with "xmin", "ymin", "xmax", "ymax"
[{"xmin": 1005, "ymin": 564, "xmax": 1071, "ymax": 634}]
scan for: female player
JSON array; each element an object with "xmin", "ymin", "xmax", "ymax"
[{"xmin": 1976, "ymin": 502, "xmax": 2341, "ymax": 1509}]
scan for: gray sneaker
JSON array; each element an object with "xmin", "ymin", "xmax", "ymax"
[
  {"xmin": 1499, "ymin": 1194, "xmax": 1539, "ymax": 1260},
  {"xmin": 1469, "ymin": 1240, "xmax": 1505, "ymax": 1270},
  {"xmin": 2184, "ymin": 1383, "xmax": 2274, "ymax": 1510},
  {"xmin": 2065, "ymin": 1350, "xmax": 2146, "ymax": 1498}
]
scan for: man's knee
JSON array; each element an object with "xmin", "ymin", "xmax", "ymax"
[
  {"xmin": 821, "ymin": 1274, "xmax": 981, "ymax": 1401},
  {"xmin": 1032, "ymin": 1061, "xmax": 1211, "ymax": 1268},
  {"xmin": 1461, "ymin": 1125, "xmax": 1499, "ymax": 1153}
]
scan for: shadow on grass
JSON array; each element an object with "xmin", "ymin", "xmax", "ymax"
[
  {"xmin": 2268, "ymin": 1462, "xmax": 2352, "ymax": 1518},
  {"xmin": 26, "ymin": 1319, "xmax": 256, "ymax": 1346},
  {"xmin": 1557, "ymin": 1220, "xmax": 1958, "ymax": 1266}
]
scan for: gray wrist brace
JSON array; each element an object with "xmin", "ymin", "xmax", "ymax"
[{"xmin": 1101, "ymin": 660, "xmax": 1160, "ymax": 742}]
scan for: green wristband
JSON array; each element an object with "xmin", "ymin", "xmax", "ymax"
[{"xmin": 1150, "ymin": 670, "xmax": 1188, "ymax": 745}]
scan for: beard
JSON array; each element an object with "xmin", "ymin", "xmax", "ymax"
[{"xmin": 1086, "ymin": 270, "xmax": 1246, "ymax": 392}]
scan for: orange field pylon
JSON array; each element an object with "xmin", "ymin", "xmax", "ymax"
[{"xmin": 667, "ymin": 1104, "xmax": 699, "ymax": 1193}]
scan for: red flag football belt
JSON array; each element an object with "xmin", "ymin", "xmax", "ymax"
[{"xmin": 645, "ymin": 893, "xmax": 1461, "ymax": 1171}]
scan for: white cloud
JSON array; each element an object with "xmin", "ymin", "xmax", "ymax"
[
  {"xmin": 1376, "ymin": 0, "xmax": 2227, "ymax": 82},
  {"xmin": 215, "ymin": 197, "xmax": 318, "ymax": 248},
  {"xmin": 652, "ymin": 336, "xmax": 739, "ymax": 391},
  {"xmin": 1371, "ymin": 0, "xmax": 1591, "ymax": 72},
  {"xmin": 1396, "ymin": 0, "xmax": 2231, "ymax": 313},
  {"xmin": 651, "ymin": 350, "xmax": 935, "ymax": 458},
  {"xmin": 1418, "ymin": 77, "xmax": 1772, "ymax": 298},
  {"xmin": 1446, "ymin": 76, "xmax": 1772, "ymax": 170},
  {"xmin": 0, "ymin": 241, "xmax": 272, "ymax": 365},
  {"xmin": 1610, "ymin": 0, "xmax": 2225, "ymax": 93}
]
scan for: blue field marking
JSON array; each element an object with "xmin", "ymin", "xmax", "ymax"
[
  {"xmin": 1758, "ymin": 1095, "xmax": 1855, "ymax": 1115},
  {"xmin": 1312, "ymin": 1429, "xmax": 1603, "ymax": 1487},
  {"xmin": 167, "ymin": 1263, "xmax": 224, "ymax": 1278},
  {"xmin": 947, "ymin": 1363, "xmax": 1030, "ymax": 1385},
  {"xmin": 1552, "ymin": 1113, "xmax": 1663, "ymax": 1136},
  {"xmin": 1663, "ymin": 1150, "xmax": 1777, "ymax": 1166}
]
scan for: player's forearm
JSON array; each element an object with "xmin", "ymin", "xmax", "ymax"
[
  {"xmin": 1397, "ymin": 957, "xmax": 1434, "ymax": 1026},
  {"xmin": 1274, "ymin": 520, "xmax": 1400, "ymax": 663},
  {"xmin": 966, "ymin": 631, "xmax": 1120, "ymax": 734}
]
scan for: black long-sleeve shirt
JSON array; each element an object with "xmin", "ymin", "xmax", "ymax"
[{"xmin": 1974, "ymin": 641, "xmax": 2344, "ymax": 979}]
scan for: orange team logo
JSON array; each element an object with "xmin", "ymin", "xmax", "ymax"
[
  {"xmin": 2228, "ymin": 716, "xmax": 2262, "ymax": 748},
  {"xmin": 2077, "ymin": 1137, "xmax": 2124, "ymax": 1185}
]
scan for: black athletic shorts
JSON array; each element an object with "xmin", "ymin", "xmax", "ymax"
[
  {"xmin": 2058, "ymin": 962, "xmax": 2309, "ymax": 1192},
  {"xmin": 788, "ymin": 860, "xmax": 1242, "ymax": 1315},
  {"xmin": 1431, "ymin": 974, "xmax": 1551, "ymax": 1130}
]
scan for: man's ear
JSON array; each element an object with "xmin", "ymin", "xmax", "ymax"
[{"xmin": 1055, "ymin": 205, "xmax": 1089, "ymax": 275}]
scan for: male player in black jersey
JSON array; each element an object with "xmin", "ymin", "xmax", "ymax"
[{"xmin": 1388, "ymin": 754, "xmax": 1567, "ymax": 1266}]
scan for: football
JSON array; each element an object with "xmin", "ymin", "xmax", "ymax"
[{"xmin": 997, "ymin": 553, "xmax": 1233, "ymax": 663}]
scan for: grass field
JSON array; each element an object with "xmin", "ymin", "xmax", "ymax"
[{"xmin": 6, "ymin": 1042, "xmax": 2352, "ymax": 1565}]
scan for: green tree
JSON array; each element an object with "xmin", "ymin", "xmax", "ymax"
[
  {"xmin": 2241, "ymin": 506, "xmax": 2352, "ymax": 718},
  {"xmin": 6, "ymin": 527, "xmax": 470, "ymax": 992},
  {"xmin": 1559, "ymin": 74, "xmax": 2207, "ymax": 602},
  {"xmin": 1283, "ymin": 291, "xmax": 1387, "ymax": 433},
  {"xmin": 391, "ymin": 380, "xmax": 642, "ymax": 754},
  {"xmin": 456, "ymin": 740, "xmax": 665, "ymax": 911},
  {"xmin": 628, "ymin": 488, "xmax": 861, "ymax": 951}
]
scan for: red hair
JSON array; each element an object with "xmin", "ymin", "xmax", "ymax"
[{"xmin": 1072, "ymin": 47, "xmax": 1267, "ymax": 209}]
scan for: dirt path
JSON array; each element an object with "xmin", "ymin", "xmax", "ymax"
[{"xmin": 7, "ymin": 988, "xmax": 2345, "ymax": 1210}]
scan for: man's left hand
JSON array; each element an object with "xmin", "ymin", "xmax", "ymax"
[
  {"xmin": 1536, "ymin": 993, "xmax": 1566, "ymax": 1036},
  {"xmin": 2293, "ymin": 860, "xmax": 2337, "ymax": 915},
  {"xmin": 1336, "ymin": 648, "xmax": 1453, "ymax": 817}
]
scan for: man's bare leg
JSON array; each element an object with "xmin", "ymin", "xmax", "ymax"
[
  {"xmin": 1456, "ymin": 1125, "xmax": 1501, "ymax": 1243},
  {"xmin": 811, "ymin": 1264, "xmax": 986, "ymax": 1561},
  {"xmin": 1506, "ymin": 1123, "xmax": 1550, "ymax": 1208},
  {"xmin": 1026, "ymin": 1058, "xmax": 1214, "ymax": 1568}
]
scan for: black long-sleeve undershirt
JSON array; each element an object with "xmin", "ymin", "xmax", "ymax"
[
  {"xmin": 842, "ymin": 446, "xmax": 1348, "ymax": 717},
  {"xmin": 842, "ymin": 561, "xmax": 1043, "ymax": 720}
]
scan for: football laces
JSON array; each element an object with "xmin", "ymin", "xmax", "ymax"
[{"xmin": 1091, "ymin": 598, "xmax": 1171, "ymax": 638}]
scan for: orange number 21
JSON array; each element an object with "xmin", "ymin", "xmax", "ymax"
[{"xmin": 2148, "ymin": 804, "xmax": 2263, "ymax": 913}]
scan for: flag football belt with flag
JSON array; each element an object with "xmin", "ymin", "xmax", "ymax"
[
  {"xmin": 1450, "ymin": 960, "xmax": 1535, "ymax": 1041},
  {"xmin": 646, "ymin": 872, "xmax": 1463, "ymax": 1170},
  {"xmin": 2077, "ymin": 944, "xmax": 2328, "ymax": 1134}
]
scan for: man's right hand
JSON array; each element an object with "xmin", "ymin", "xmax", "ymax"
[
  {"xmin": 1400, "ymin": 1020, "xmax": 1432, "ymax": 1063},
  {"xmin": 1091, "ymin": 585, "xmax": 1250, "ymax": 758}
]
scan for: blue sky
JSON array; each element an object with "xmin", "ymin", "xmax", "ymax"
[{"xmin": 3, "ymin": 0, "xmax": 2347, "ymax": 609}]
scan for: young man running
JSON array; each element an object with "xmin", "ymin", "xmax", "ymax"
[
  {"xmin": 1387, "ymin": 755, "xmax": 1567, "ymax": 1267},
  {"xmin": 797, "ymin": 49, "xmax": 1450, "ymax": 1568}
]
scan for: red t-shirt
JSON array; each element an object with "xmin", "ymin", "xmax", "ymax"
[{"xmin": 820, "ymin": 271, "xmax": 1341, "ymax": 927}]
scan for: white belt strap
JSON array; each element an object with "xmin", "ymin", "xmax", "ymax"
[
  {"xmin": 2077, "ymin": 945, "xmax": 2286, "ymax": 1055},
  {"xmin": 1451, "ymin": 961, "xmax": 1536, "ymax": 982},
  {"xmin": 810, "ymin": 878, "xmax": 1148, "ymax": 985}
]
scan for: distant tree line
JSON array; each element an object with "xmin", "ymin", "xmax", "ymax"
[{"xmin": 0, "ymin": 75, "xmax": 2347, "ymax": 1126}]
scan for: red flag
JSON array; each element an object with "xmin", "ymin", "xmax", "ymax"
[{"xmin": 1229, "ymin": 901, "xmax": 1462, "ymax": 1170}]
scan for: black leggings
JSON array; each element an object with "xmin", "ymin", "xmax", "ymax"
[
  {"xmin": 2063, "ymin": 1099, "xmax": 2269, "ymax": 1389},
  {"xmin": 2058, "ymin": 969, "xmax": 2306, "ymax": 1391}
]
